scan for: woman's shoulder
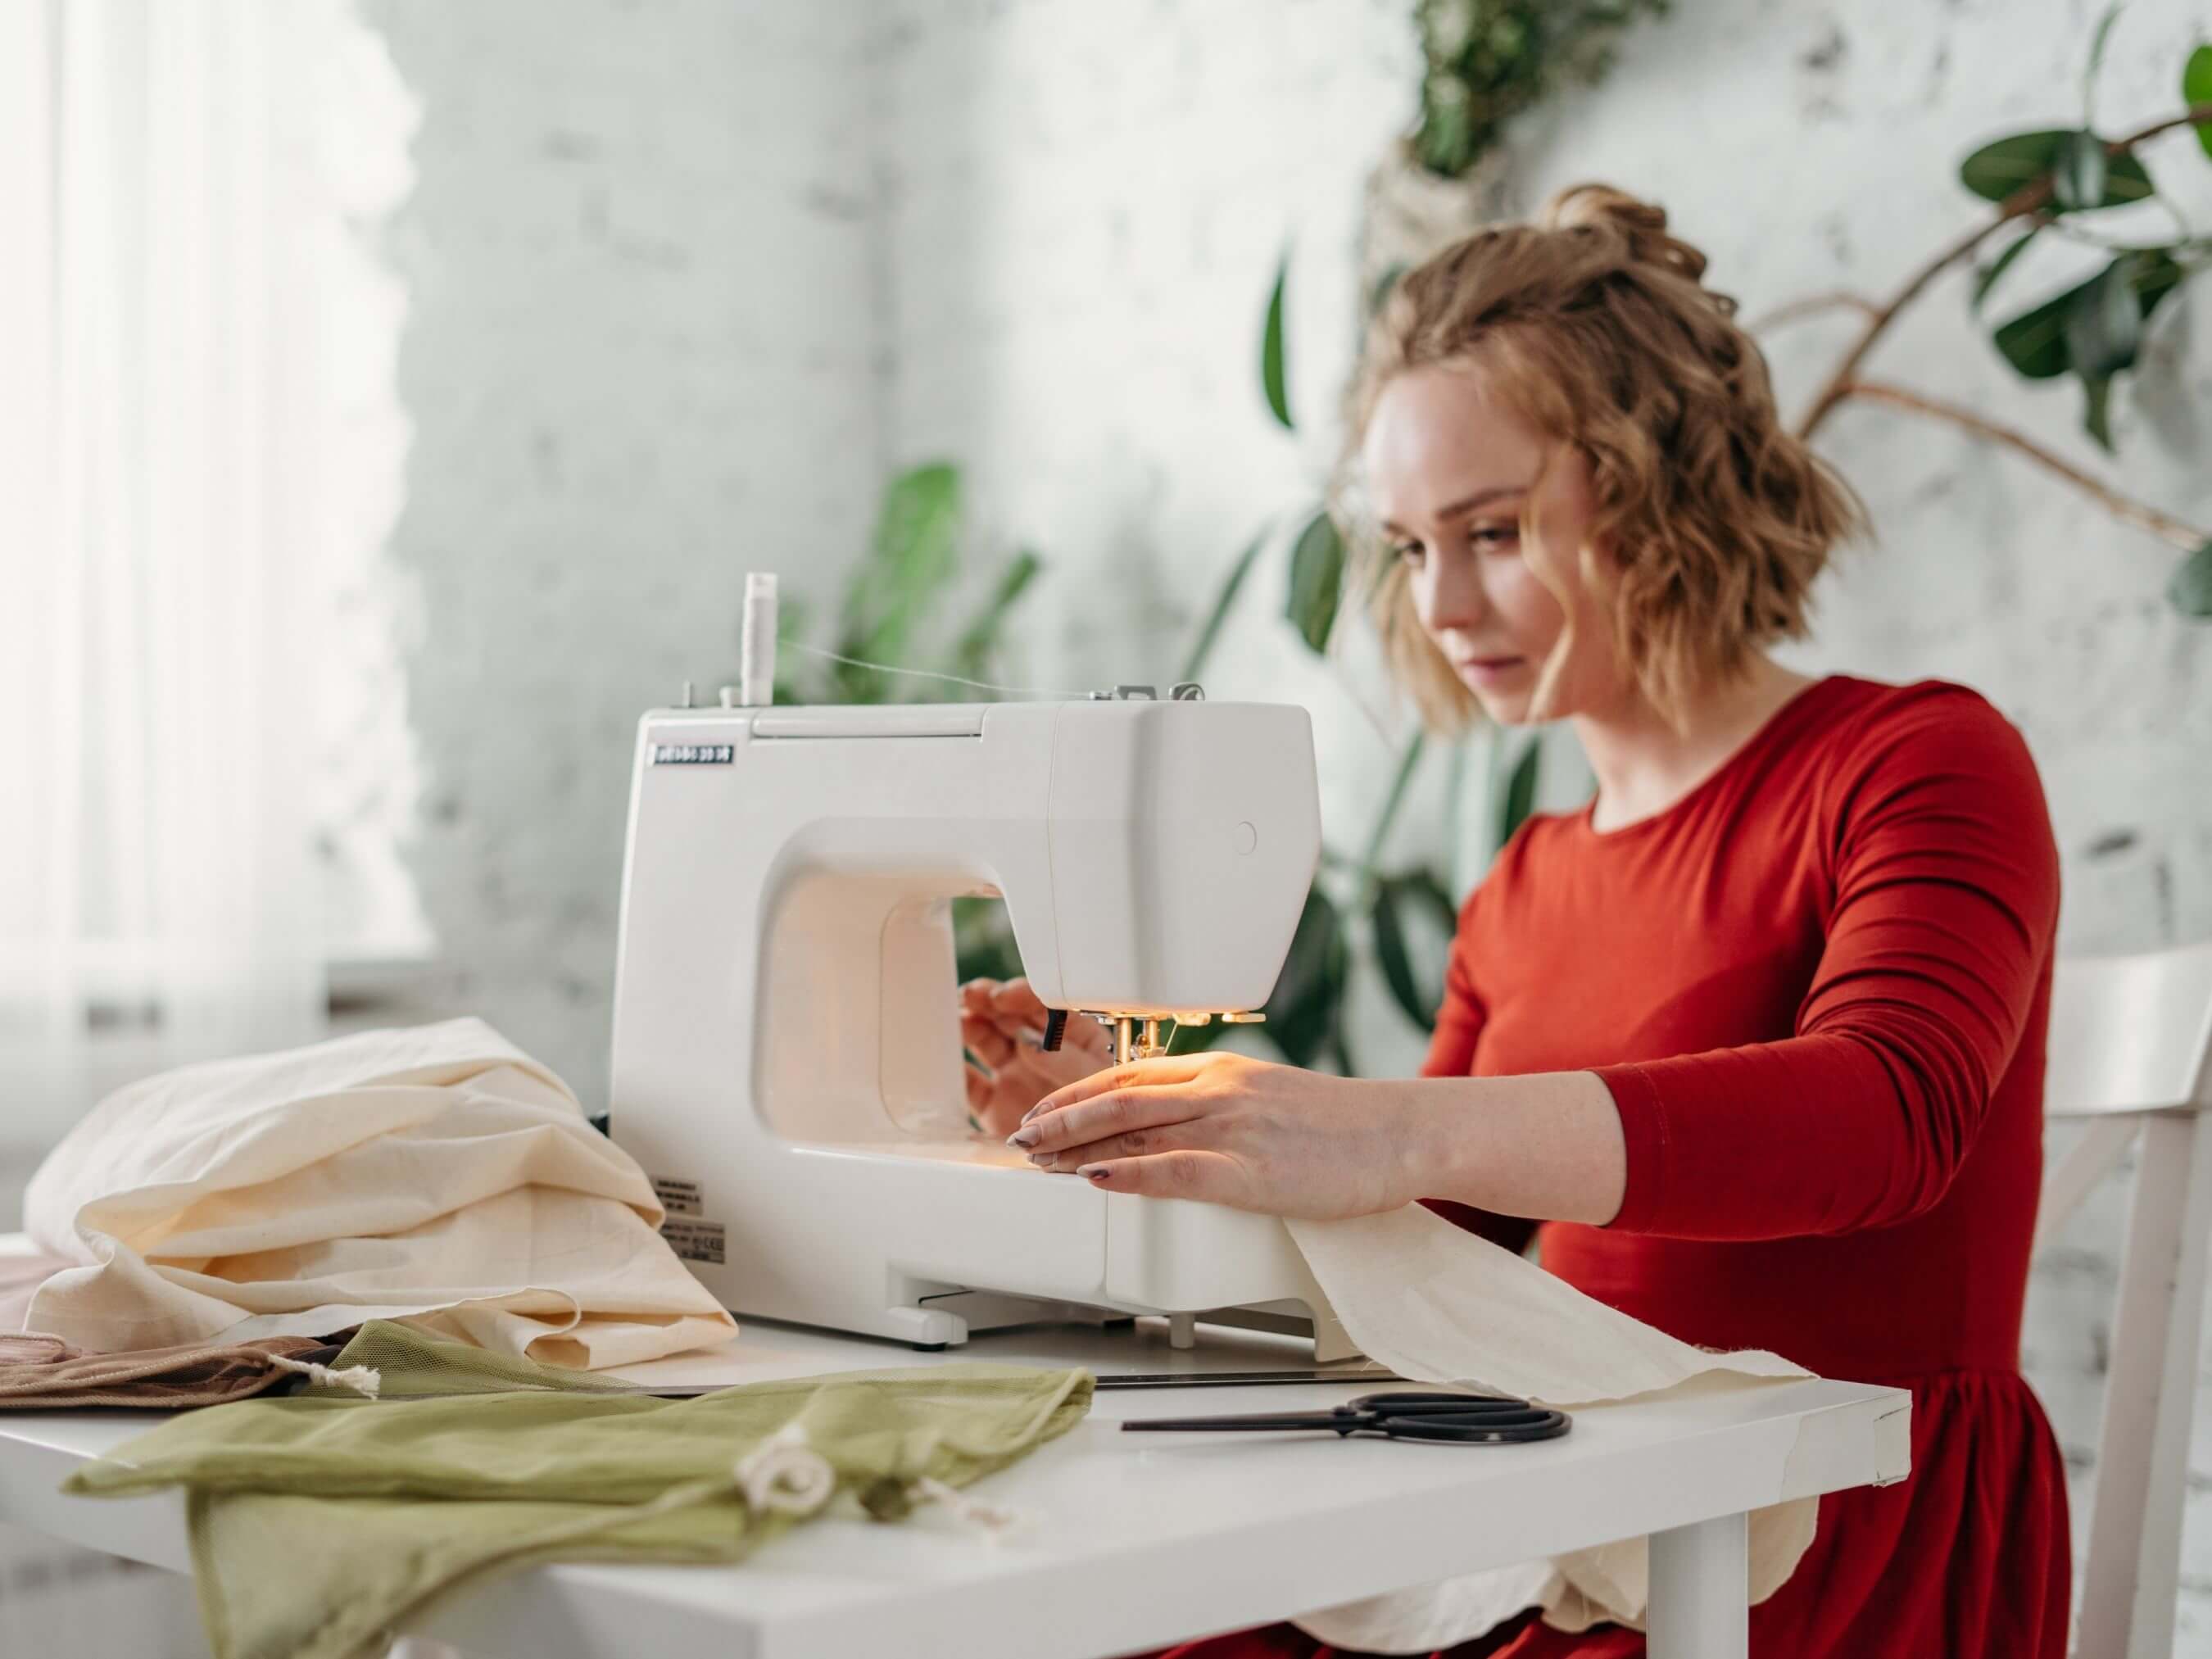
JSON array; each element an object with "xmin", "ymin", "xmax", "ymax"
[
  {"xmin": 1806, "ymin": 674, "xmax": 2043, "ymax": 797},
  {"xmin": 1813, "ymin": 673, "xmax": 2019, "ymax": 741}
]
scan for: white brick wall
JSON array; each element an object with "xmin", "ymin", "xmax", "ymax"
[
  {"xmin": 356, "ymin": 0, "xmax": 886, "ymax": 1099},
  {"xmin": 357, "ymin": 0, "xmax": 2212, "ymax": 1639}
]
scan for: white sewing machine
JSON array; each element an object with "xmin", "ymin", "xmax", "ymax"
[{"xmin": 608, "ymin": 684, "xmax": 1355, "ymax": 1356}]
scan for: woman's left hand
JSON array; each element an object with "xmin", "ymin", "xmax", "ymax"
[{"xmin": 1004, "ymin": 1051, "xmax": 1422, "ymax": 1221}]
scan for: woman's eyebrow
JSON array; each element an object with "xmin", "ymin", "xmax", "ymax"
[{"xmin": 1380, "ymin": 481, "xmax": 1532, "ymax": 536}]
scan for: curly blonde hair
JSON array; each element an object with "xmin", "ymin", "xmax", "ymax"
[{"xmin": 1343, "ymin": 184, "xmax": 1865, "ymax": 730}]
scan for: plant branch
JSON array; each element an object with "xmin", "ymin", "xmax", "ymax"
[
  {"xmin": 1746, "ymin": 291, "xmax": 1881, "ymax": 333},
  {"xmin": 1838, "ymin": 379, "xmax": 2210, "ymax": 552},
  {"xmin": 1797, "ymin": 104, "xmax": 2212, "ymax": 439}
]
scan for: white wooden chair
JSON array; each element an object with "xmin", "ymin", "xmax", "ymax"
[{"xmin": 2034, "ymin": 939, "xmax": 2212, "ymax": 1659}]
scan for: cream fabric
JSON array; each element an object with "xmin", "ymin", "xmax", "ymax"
[
  {"xmin": 1286, "ymin": 1205, "xmax": 1819, "ymax": 1652},
  {"xmin": 24, "ymin": 1019, "xmax": 734, "ymax": 1368}
]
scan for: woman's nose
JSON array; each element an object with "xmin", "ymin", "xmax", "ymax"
[{"xmin": 1416, "ymin": 547, "xmax": 1485, "ymax": 635}]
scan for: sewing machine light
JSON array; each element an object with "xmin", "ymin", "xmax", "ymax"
[{"xmin": 1077, "ymin": 1009, "xmax": 1269, "ymax": 1064}]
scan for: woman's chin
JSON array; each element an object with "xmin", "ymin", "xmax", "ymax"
[{"xmin": 1463, "ymin": 680, "xmax": 1539, "ymax": 727}]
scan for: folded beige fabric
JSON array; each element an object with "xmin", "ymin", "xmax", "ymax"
[
  {"xmin": 25, "ymin": 1019, "xmax": 735, "ymax": 1368},
  {"xmin": 0, "ymin": 1330, "xmax": 346, "ymax": 1409},
  {"xmin": 0, "ymin": 1249, "xmax": 69, "ymax": 1337},
  {"xmin": 1285, "ymin": 1205, "xmax": 1820, "ymax": 1652}
]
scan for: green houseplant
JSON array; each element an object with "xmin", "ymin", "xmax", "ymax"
[
  {"xmin": 755, "ymin": 461, "xmax": 1041, "ymax": 985},
  {"xmin": 1765, "ymin": 20, "xmax": 2212, "ymax": 614}
]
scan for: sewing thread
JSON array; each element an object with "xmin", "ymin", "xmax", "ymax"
[{"xmin": 781, "ymin": 641, "xmax": 1082, "ymax": 700}]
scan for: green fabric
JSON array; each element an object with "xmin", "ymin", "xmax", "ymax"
[
  {"xmin": 307, "ymin": 1320, "xmax": 646, "ymax": 1398},
  {"xmin": 66, "ymin": 1321, "xmax": 1092, "ymax": 1659}
]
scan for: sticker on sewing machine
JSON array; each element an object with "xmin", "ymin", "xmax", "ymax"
[
  {"xmin": 661, "ymin": 1219, "xmax": 726, "ymax": 1265},
  {"xmin": 652, "ymin": 1175, "xmax": 702, "ymax": 1217},
  {"xmin": 650, "ymin": 742, "xmax": 734, "ymax": 765}
]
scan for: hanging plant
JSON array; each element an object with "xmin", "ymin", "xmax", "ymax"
[{"xmin": 1363, "ymin": 1, "xmax": 1669, "ymax": 309}]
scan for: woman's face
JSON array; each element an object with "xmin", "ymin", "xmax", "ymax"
[{"xmin": 1360, "ymin": 362, "xmax": 1622, "ymax": 726}]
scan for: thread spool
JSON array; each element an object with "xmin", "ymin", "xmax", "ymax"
[{"xmin": 740, "ymin": 573, "xmax": 778, "ymax": 706}]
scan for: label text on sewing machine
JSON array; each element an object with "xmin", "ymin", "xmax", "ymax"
[
  {"xmin": 661, "ymin": 1219, "xmax": 726, "ymax": 1265},
  {"xmin": 650, "ymin": 743, "xmax": 734, "ymax": 765},
  {"xmin": 652, "ymin": 1175, "xmax": 702, "ymax": 1217}
]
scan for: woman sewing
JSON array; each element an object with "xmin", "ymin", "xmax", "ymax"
[{"xmin": 957, "ymin": 184, "xmax": 2069, "ymax": 1658}]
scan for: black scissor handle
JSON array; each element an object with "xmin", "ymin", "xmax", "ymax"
[{"xmin": 1123, "ymin": 1389, "xmax": 1571, "ymax": 1445}]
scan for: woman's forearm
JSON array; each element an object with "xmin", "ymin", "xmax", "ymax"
[{"xmin": 1388, "ymin": 1072, "xmax": 1627, "ymax": 1226}]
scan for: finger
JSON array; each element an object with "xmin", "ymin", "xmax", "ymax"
[
  {"xmin": 1010, "ymin": 1077, "xmax": 1207, "ymax": 1155},
  {"xmin": 996, "ymin": 1052, "xmax": 1086, "ymax": 1104},
  {"xmin": 987, "ymin": 977, "xmax": 1052, "ymax": 1028},
  {"xmin": 1026, "ymin": 1121, "xmax": 1194, "ymax": 1172},
  {"xmin": 1022, "ymin": 1055, "xmax": 1207, "ymax": 1125},
  {"xmin": 963, "ymin": 1064, "xmax": 990, "ymax": 1117},
  {"xmin": 959, "ymin": 1014, "xmax": 1018, "ymax": 1071},
  {"xmin": 960, "ymin": 981, "xmax": 1036, "ymax": 1040},
  {"xmin": 1072, "ymin": 1150, "xmax": 1241, "ymax": 1204}
]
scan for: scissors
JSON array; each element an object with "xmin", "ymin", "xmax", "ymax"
[{"xmin": 1121, "ymin": 1389, "xmax": 1571, "ymax": 1445}]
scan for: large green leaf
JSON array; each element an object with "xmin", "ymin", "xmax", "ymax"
[
  {"xmin": 2172, "ymin": 539, "xmax": 2212, "ymax": 618},
  {"xmin": 947, "ymin": 549, "xmax": 1042, "ymax": 687},
  {"xmin": 1958, "ymin": 128, "xmax": 2153, "ymax": 208},
  {"xmin": 2052, "ymin": 129, "xmax": 2109, "ymax": 212},
  {"xmin": 1369, "ymin": 872, "xmax": 1461, "ymax": 1033},
  {"xmin": 1262, "ymin": 886, "xmax": 1349, "ymax": 1068},
  {"xmin": 2078, "ymin": 374, "xmax": 2118, "ymax": 452},
  {"xmin": 2064, "ymin": 261, "xmax": 2142, "ymax": 451},
  {"xmin": 839, "ymin": 463, "xmax": 963, "ymax": 685},
  {"xmin": 1358, "ymin": 734, "xmax": 1426, "ymax": 885},
  {"xmin": 1970, "ymin": 223, "xmax": 2042, "ymax": 313},
  {"xmin": 1496, "ymin": 737, "xmax": 1543, "ymax": 850},
  {"xmin": 2186, "ymin": 47, "xmax": 2212, "ymax": 161},
  {"xmin": 1180, "ymin": 521, "xmax": 1271, "ymax": 683},
  {"xmin": 1992, "ymin": 249, "xmax": 2183, "ymax": 380},
  {"xmin": 2065, "ymin": 261, "xmax": 2143, "ymax": 379},
  {"xmin": 1262, "ymin": 253, "xmax": 1293, "ymax": 430},
  {"xmin": 1285, "ymin": 510, "xmax": 1347, "ymax": 654}
]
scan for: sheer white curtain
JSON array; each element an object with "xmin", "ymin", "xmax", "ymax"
[{"xmin": 1, "ymin": 0, "xmax": 337, "ymax": 1148}]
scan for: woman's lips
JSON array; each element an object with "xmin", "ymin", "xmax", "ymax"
[{"xmin": 1455, "ymin": 655, "xmax": 1525, "ymax": 689}]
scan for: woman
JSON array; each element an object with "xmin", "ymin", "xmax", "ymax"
[{"xmin": 959, "ymin": 184, "xmax": 2069, "ymax": 1657}]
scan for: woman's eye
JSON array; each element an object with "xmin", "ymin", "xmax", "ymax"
[
  {"xmin": 1390, "ymin": 541, "xmax": 1426, "ymax": 564},
  {"xmin": 1470, "ymin": 525, "xmax": 1520, "ymax": 551}
]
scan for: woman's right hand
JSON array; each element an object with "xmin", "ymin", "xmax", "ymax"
[{"xmin": 959, "ymin": 977, "xmax": 1111, "ymax": 1140}]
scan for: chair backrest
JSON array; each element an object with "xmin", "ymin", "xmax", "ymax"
[
  {"xmin": 2037, "ymin": 939, "xmax": 2212, "ymax": 1659},
  {"xmin": 2046, "ymin": 941, "xmax": 2212, "ymax": 1119}
]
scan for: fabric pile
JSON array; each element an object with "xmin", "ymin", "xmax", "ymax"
[
  {"xmin": 12, "ymin": 1022, "xmax": 1863, "ymax": 1656},
  {"xmin": 66, "ymin": 1321, "xmax": 1092, "ymax": 1659},
  {"xmin": 23, "ymin": 1018, "xmax": 734, "ymax": 1367},
  {"xmin": 0, "ymin": 1330, "xmax": 356, "ymax": 1410},
  {"xmin": 1285, "ymin": 1203, "xmax": 1852, "ymax": 1648}
]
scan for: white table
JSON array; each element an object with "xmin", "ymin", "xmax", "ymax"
[{"xmin": 0, "ymin": 1304, "xmax": 1907, "ymax": 1659}]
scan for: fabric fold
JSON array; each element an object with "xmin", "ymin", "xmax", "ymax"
[
  {"xmin": 1285, "ymin": 1205, "xmax": 1825, "ymax": 1651},
  {"xmin": 0, "ymin": 1330, "xmax": 346, "ymax": 1409},
  {"xmin": 24, "ymin": 1019, "xmax": 734, "ymax": 1367},
  {"xmin": 66, "ymin": 1321, "xmax": 1093, "ymax": 1659}
]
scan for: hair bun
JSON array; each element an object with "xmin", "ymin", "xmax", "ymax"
[{"xmin": 1539, "ymin": 183, "xmax": 1710, "ymax": 286}]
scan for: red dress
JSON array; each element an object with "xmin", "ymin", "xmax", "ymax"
[{"xmin": 1157, "ymin": 676, "xmax": 2071, "ymax": 1659}]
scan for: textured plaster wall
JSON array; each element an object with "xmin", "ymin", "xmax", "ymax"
[{"xmin": 361, "ymin": 0, "xmax": 884, "ymax": 1099}]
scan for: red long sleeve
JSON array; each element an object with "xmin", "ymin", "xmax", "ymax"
[
  {"xmin": 1407, "ymin": 674, "xmax": 2070, "ymax": 1657},
  {"xmin": 1594, "ymin": 687, "xmax": 2058, "ymax": 1238}
]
